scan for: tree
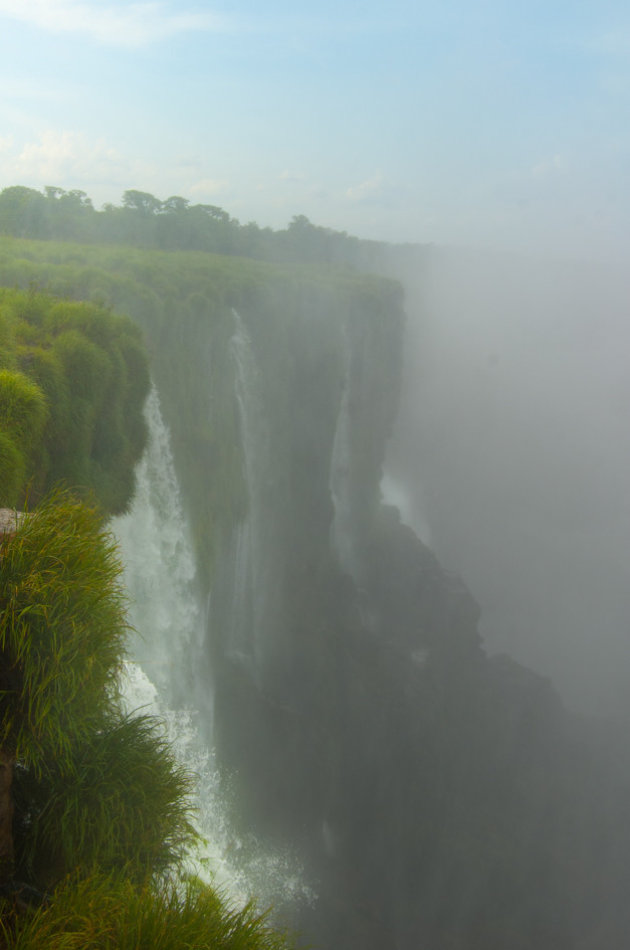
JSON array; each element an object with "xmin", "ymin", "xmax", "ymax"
[
  {"xmin": 0, "ymin": 188, "xmax": 50, "ymax": 239},
  {"xmin": 122, "ymin": 190, "xmax": 163, "ymax": 215}
]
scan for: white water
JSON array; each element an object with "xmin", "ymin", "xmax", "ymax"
[
  {"xmin": 111, "ymin": 386, "xmax": 201, "ymax": 703},
  {"xmin": 329, "ymin": 325, "xmax": 362, "ymax": 582},
  {"xmin": 111, "ymin": 384, "xmax": 313, "ymax": 911},
  {"xmin": 226, "ymin": 310, "xmax": 269, "ymax": 666}
]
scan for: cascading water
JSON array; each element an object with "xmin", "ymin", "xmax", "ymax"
[
  {"xmin": 329, "ymin": 324, "xmax": 362, "ymax": 582},
  {"xmin": 111, "ymin": 386, "xmax": 202, "ymax": 707},
  {"xmin": 111, "ymin": 384, "xmax": 313, "ymax": 912},
  {"xmin": 227, "ymin": 310, "xmax": 266, "ymax": 663},
  {"xmin": 210, "ymin": 310, "xmax": 281, "ymax": 678}
]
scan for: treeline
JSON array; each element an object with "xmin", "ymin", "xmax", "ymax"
[{"xmin": 0, "ymin": 186, "xmax": 397, "ymax": 269}]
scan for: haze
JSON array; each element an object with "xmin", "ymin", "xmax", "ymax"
[
  {"xmin": 1, "ymin": 0, "xmax": 630, "ymax": 257},
  {"xmin": 385, "ymin": 250, "xmax": 630, "ymax": 715},
  {"xmin": 1, "ymin": 0, "xmax": 629, "ymax": 715}
]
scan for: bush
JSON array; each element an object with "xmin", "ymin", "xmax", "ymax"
[
  {"xmin": 0, "ymin": 370, "xmax": 47, "ymax": 456},
  {"xmin": 0, "ymin": 289, "xmax": 150, "ymax": 513}
]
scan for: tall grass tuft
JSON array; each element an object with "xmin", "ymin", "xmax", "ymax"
[
  {"xmin": 0, "ymin": 490, "xmax": 127, "ymax": 767},
  {"xmin": 0, "ymin": 871, "xmax": 292, "ymax": 949},
  {"xmin": 14, "ymin": 714, "xmax": 197, "ymax": 888}
]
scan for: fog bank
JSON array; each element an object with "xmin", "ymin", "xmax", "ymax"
[{"xmin": 386, "ymin": 249, "xmax": 630, "ymax": 715}]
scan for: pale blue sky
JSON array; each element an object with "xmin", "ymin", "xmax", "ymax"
[{"xmin": 0, "ymin": 0, "xmax": 629, "ymax": 255}]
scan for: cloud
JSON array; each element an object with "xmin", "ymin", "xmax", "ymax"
[
  {"xmin": 345, "ymin": 174, "xmax": 384, "ymax": 202},
  {"xmin": 0, "ymin": 0, "xmax": 227, "ymax": 48},
  {"xmin": 17, "ymin": 130, "xmax": 124, "ymax": 180},
  {"xmin": 0, "ymin": 130, "xmax": 154, "ymax": 195},
  {"xmin": 189, "ymin": 178, "xmax": 230, "ymax": 198}
]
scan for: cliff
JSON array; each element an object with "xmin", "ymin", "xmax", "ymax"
[
  {"xmin": 1, "ymin": 234, "xmax": 629, "ymax": 948},
  {"xmin": 0, "ymin": 287, "xmax": 292, "ymax": 948},
  {"xmin": 201, "ymin": 304, "xmax": 628, "ymax": 948}
]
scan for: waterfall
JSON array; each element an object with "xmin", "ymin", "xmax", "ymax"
[
  {"xmin": 329, "ymin": 324, "xmax": 362, "ymax": 582},
  {"xmin": 227, "ymin": 310, "xmax": 266, "ymax": 662},
  {"xmin": 211, "ymin": 310, "xmax": 281, "ymax": 676},
  {"xmin": 111, "ymin": 386, "xmax": 201, "ymax": 706},
  {"xmin": 111, "ymin": 384, "xmax": 313, "ymax": 912}
]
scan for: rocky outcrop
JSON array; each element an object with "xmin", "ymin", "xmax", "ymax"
[{"xmin": 0, "ymin": 509, "xmax": 23, "ymax": 539}]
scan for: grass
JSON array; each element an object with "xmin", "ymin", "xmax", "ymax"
[
  {"xmin": 14, "ymin": 714, "xmax": 197, "ymax": 889},
  {"xmin": 0, "ymin": 871, "xmax": 292, "ymax": 950},
  {"xmin": 0, "ymin": 491, "xmax": 128, "ymax": 766},
  {"xmin": 0, "ymin": 490, "xmax": 293, "ymax": 946}
]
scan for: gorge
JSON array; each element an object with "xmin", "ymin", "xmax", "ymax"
[{"xmin": 0, "ymin": 204, "xmax": 629, "ymax": 948}]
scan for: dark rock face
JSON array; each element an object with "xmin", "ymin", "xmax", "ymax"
[{"xmin": 202, "ymin": 288, "xmax": 630, "ymax": 949}]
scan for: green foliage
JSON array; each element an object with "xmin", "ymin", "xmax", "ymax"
[
  {"xmin": 52, "ymin": 331, "xmax": 112, "ymax": 404},
  {"xmin": 0, "ymin": 234, "xmax": 403, "ymax": 583},
  {"xmin": 0, "ymin": 489, "xmax": 292, "ymax": 947},
  {"xmin": 0, "ymin": 184, "xmax": 399, "ymax": 269},
  {"xmin": 0, "ymin": 492, "xmax": 127, "ymax": 765},
  {"xmin": 0, "ymin": 872, "xmax": 290, "ymax": 950},
  {"xmin": 0, "ymin": 493, "xmax": 290, "ymax": 947},
  {"xmin": 0, "ymin": 430, "xmax": 25, "ymax": 507},
  {"xmin": 0, "ymin": 288, "xmax": 150, "ymax": 513},
  {"xmin": 14, "ymin": 715, "xmax": 196, "ymax": 888},
  {"xmin": 0, "ymin": 370, "xmax": 47, "ymax": 455}
]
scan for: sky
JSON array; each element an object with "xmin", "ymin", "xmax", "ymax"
[{"xmin": 0, "ymin": 0, "xmax": 630, "ymax": 255}]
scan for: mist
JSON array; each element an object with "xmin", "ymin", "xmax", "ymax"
[{"xmin": 385, "ymin": 247, "xmax": 630, "ymax": 716}]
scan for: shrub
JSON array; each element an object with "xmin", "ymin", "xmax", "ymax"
[
  {"xmin": 0, "ymin": 370, "xmax": 47, "ymax": 456},
  {"xmin": 0, "ymin": 289, "xmax": 149, "ymax": 513}
]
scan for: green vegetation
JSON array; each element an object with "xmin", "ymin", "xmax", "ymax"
[
  {"xmin": 0, "ymin": 185, "xmax": 393, "ymax": 269},
  {"xmin": 0, "ymin": 185, "xmax": 413, "ymax": 949},
  {"xmin": 0, "ymin": 288, "xmax": 149, "ymax": 513},
  {"xmin": 0, "ymin": 492, "xmax": 291, "ymax": 949},
  {"xmin": 0, "ymin": 493, "xmax": 127, "ymax": 768},
  {"xmin": 0, "ymin": 871, "xmax": 288, "ymax": 950},
  {"xmin": 0, "ymin": 232, "xmax": 403, "ymax": 583}
]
